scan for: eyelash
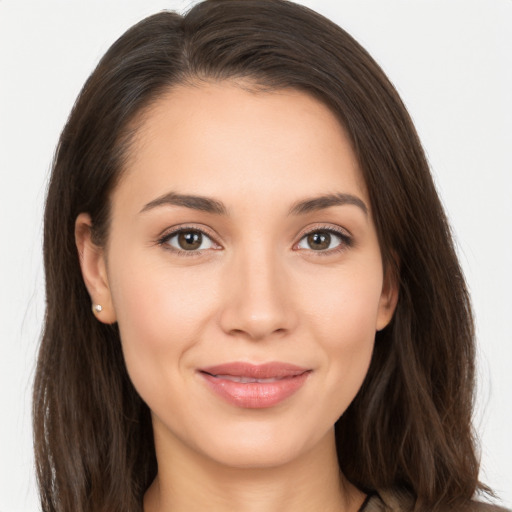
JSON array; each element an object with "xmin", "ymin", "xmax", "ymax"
[
  {"xmin": 295, "ymin": 225, "xmax": 353, "ymax": 256},
  {"xmin": 157, "ymin": 224, "xmax": 353, "ymax": 257},
  {"xmin": 157, "ymin": 225, "xmax": 220, "ymax": 258}
]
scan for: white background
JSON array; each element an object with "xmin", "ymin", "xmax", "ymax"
[{"xmin": 0, "ymin": 1, "xmax": 510, "ymax": 510}]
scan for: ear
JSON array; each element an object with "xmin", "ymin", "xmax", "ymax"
[
  {"xmin": 376, "ymin": 262, "xmax": 399, "ymax": 331},
  {"xmin": 75, "ymin": 213, "xmax": 117, "ymax": 324}
]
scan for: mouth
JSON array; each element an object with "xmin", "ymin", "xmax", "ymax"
[
  {"xmin": 198, "ymin": 362, "xmax": 311, "ymax": 409},
  {"xmin": 205, "ymin": 375, "xmax": 291, "ymax": 383}
]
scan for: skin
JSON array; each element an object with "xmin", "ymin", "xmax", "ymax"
[{"xmin": 76, "ymin": 83, "xmax": 398, "ymax": 512}]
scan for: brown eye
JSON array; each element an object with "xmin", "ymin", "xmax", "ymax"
[
  {"xmin": 163, "ymin": 229, "xmax": 216, "ymax": 252},
  {"xmin": 306, "ymin": 231, "xmax": 331, "ymax": 250},
  {"xmin": 177, "ymin": 231, "xmax": 203, "ymax": 250},
  {"xmin": 296, "ymin": 228, "xmax": 350, "ymax": 253}
]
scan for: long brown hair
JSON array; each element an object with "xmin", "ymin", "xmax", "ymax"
[{"xmin": 34, "ymin": 1, "xmax": 486, "ymax": 511}]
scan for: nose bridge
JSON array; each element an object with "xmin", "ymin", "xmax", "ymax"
[{"xmin": 219, "ymin": 241, "xmax": 295, "ymax": 340}]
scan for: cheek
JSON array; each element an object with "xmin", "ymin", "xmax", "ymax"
[
  {"xmin": 301, "ymin": 260, "xmax": 384, "ymax": 344},
  {"xmin": 298, "ymin": 263, "xmax": 383, "ymax": 412},
  {"xmin": 107, "ymin": 253, "xmax": 220, "ymax": 392}
]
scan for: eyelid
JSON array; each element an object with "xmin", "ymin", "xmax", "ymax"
[
  {"xmin": 156, "ymin": 223, "xmax": 352, "ymax": 257},
  {"xmin": 294, "ymin": 224, "xmax": 353, "ymax": 255},
  {"xmin": 157, "ymin": 224, "xmax": 223, "ymax": 256}
]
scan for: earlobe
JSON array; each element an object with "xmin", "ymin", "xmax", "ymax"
[
  {"xmin": 75, "ymin": 213, "xmax": 117, "ymax": 324},
  {"xmin": 376, "ymin": 265, "xmax": 399, "ymax": 332}
]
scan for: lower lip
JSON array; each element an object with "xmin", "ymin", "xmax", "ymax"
[{"xmin": 200, "ymin": 372, "xmax": 311, "ymax": 409}]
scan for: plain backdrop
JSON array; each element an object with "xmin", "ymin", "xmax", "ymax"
[{"xmin": 1, "ymin": 1, "xmax": 511, "ymax": 510}]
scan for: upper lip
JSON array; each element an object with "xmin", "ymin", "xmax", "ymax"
[{"xmin": 199, "ymin": 362, "xmax": 310, "ymax": 379}]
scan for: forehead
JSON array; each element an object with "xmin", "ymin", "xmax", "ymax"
[{"xmin": 114, "ymin": 82, "xmax": 368, "ymax": 213}]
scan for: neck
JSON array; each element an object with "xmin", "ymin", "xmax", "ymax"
[{"xmin": 144, "ymin": 425, "xmax": 365, "ymax": 512}]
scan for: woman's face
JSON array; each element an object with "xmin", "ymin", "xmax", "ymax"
[{"xmin": 80, "ymin": 83, "xmax": 397, "ymax": 469}]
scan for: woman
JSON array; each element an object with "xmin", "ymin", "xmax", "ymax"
[{"xmin": 33, "ymin": 1, "xmax": 508, "ymax": 511}]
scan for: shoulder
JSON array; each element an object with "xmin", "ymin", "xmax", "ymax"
[{"xmin": 362, "ymin": 488, "xmax": 511, "ymax": 512}]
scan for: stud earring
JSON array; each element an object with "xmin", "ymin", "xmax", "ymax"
[{"xmin": 92, "ymin": 304, "xmax": 103, "ymax": 314}]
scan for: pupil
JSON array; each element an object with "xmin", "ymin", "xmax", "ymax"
[
  {"xmin": 178, "ymin": 231, "xmax": 202, "ymax": 250},
  {"xmin": 308, "ymin": 232, "xmax": 330, "ymax": 250}
]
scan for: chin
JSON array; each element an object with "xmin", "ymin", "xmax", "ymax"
[
  {"xmin": 190, "ymin": 419, "xmax": 330, "ymax": 470},
  {"xmin": 204, "ymin": 441, "xmax": 306, "ymax": 470}
]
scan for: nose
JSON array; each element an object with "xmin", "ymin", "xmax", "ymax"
[{"xmin": 218, "ymin": 246, "xmax": 298, "ymax": 341}]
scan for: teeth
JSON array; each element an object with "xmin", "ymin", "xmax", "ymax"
[{"xmin": 215, "ymin": 374, "xmax": 282, "ymax": 383}]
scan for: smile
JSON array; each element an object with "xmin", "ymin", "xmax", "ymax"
[
  {"xmin": 210, "ymin": 375, "xmax": 288, "ymax": 383},
  {"xmin": 198, "ymin": 362, "xmax": 311, "ymax": 409}
]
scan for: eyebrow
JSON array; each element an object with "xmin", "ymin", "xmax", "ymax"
[
  {"xmin": 288, "ymin": 193, "xmax": 368, "ymax": 216},
  {"xmin": 140, "ymin": 192, "xmax": 228, "ymax": 215},
  {"xmin": 140, "ymin": 191, "xmax": 367, "ymax": 217}
]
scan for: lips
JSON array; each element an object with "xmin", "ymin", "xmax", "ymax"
[{"xmin": 198, "ymin": 362, "xmax": 311, "ymax": 408}]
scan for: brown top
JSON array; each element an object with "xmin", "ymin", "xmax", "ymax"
[{"xmin": 360, "ymin": 488, "xmax": 511, "ymax": 512}]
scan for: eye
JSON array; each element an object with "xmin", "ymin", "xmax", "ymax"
[
  {"xmin": 160, "ymin": 228, "xmax": 218, "ymax": 253},
  {"xmin": 296, "ymin": 228, "xmax": 351, "ymax": 253}
]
